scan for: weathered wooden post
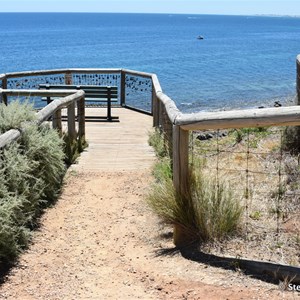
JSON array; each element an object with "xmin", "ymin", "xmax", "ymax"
[
  {"xmin": 52, "ymin": 109, "xmax": 62, "ymax": 135},
  {"xmin": 152, "ymin": 84, "xmax": 159, "ymax": 128},
  {"xmin": 152, "ymin": 75, "xmax": 162, "ymax": 129},
  {"xmin": 172, "ymin": 125, "xmax": 190, "ymax": 247},
  {"xmin": 65, "ymin": 71, "xmax": 76, "ymax": 142},
  {"xmin": 158, "ymin": 100, "xmax": 164, "ymax": 129},
  {"xmin": 297, "ymin": 55, "xmax": 300, "ymax": 105},
  {"xmin": 77, "ymin": 95, "xmax": 85, "ymax": 141},
  {"xmin": 120, "ymin": 70, "xmax": 126, "ymax": 107},
  {"xmin": 292, "ymin": 55, "xmax": 300, "ymax": 152},
  {"xmin": 65, "ymin": 71, "xmax": 73, "ymax": 85},
  {"xmin": 1, "ymin": 76, "xmax": 8, "ymax": 105},
  {"xmin": 162, "ymin": 104, "xmax": 173, "ymax": 159},
  {"xmin": 67, "ymin": 102, "xmax": 76, "ymax": 141}
]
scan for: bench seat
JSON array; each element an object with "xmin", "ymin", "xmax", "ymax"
[{"xmin": 39, "ymin": 84, "xmax": 119, "ymax": 121}]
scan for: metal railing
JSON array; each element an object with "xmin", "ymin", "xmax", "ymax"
[{"xmin": 0, "ymin": 69, "xmax": 153, "ymax": 114}]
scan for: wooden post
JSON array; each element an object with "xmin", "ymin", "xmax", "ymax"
[
  {"xmin": 297, "ymin": 56, "xmax": 300, "ymax": 105},
  {"xmin": 1, "ymin": 77, "xmax": 8, "ymax": 105},
  {"xmin": 162, "ymin": 104, "xmax": 173, "ymax": 160},
  {"xmin": 152, "ymin": 85, "xmax": 159, "ymax": 128},
  {"xmin": 172, "ymin": 125, "xmax": 190, "ymax": 247},
  {"xmin": 159, "ymin": 100, "xmax": 164, "ymax": 129},
  {"xmin": 67, "ymin": 102, "xmax": 76, "ymax": 141},
  {"xmin": 120, "ymin": 70, "xmax": 126, "ymax": 106},
  {"xmin": 52, "ymin": 109, "xmax": 62, "ymax": 135},
  {"xmin": 77, "ymin": 96, "xmax": 85, "ymax": 140},
  {"xmin": 65, "ymin": 71, "xmax": 72, "ymax": 85}
]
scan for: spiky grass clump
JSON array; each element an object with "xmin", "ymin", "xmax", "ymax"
[
  {"xmin": 147, "ymin": 165, "xmax": 242, "ymax": 242},
  {"xmin": 0, "ymin": 102, "xmax": 66, "ymax": 263},
  {"xmin": 147, "ymin": 128, "xmax": 242, "ymax": 244},
  {"xmin": 189, "ymin": 171, "xmax": 243, "ymax": 241}
]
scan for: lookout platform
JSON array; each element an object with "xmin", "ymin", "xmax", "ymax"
[{"xmin": 69, "ymin": 107, "xmax": 155, "ymax": 171}]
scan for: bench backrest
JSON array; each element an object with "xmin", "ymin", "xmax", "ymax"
[{"xmin": 39, "ymin": 84, "xmax": 118, "ymax": 101}]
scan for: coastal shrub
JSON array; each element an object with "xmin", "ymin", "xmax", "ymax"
[
  {"xmin": 147, "ymin": 129, "xmax": 243, "ymax": 243},
  {"xmin": 0, "ymin": 102, "xmax": 66, "ymax": 263},
  {"xmin": 0, "ymin": 100, "xmax": 36, "ymax": 133},
  {"xmin": 21, "ymin": 124, "xmax": 65, "ymax": 203},
  {"xmin": 148, "ymin": 128, "xmax": 168, "ymax": 158}
]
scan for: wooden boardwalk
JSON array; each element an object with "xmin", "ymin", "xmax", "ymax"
[{"xmin": 70, "ymin": 107, "xmax": 155, "ymax": 171}]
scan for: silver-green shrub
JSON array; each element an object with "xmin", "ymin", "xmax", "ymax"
[{"xmin": 0, "ymin": 102, "xmax": 66, "ymax": 263}]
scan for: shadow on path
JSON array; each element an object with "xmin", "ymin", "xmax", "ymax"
[{"xmin": 155, "ymin": 244, "xmax": 300, "ymax": 285}]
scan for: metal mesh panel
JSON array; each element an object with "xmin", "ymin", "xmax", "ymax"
[
  {"xmin": 125, "ymin": 74, "xmax": 152, "ymax": 113},
  {"xmin": 190, "ymin": 127, "xmax": 300, "ymax": 266},
  {"xmin": 7, "ymin": 74, "xmax": 65, "ymax": 108},
  {"xmin": 72, "ymin": 73, "xmax": 121, "ymax": 105},
  {"xmin": 7, "ymin": 74, "xmax": 65, "ymax": 89},
  {"xmin": 72, "ymin": 73, "xmax": 120, "ymax": 87}
]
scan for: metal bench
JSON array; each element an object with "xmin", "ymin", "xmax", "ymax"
[{"xmin": 39, "ymin": 84, "xmax": 118, "ymax": 121}]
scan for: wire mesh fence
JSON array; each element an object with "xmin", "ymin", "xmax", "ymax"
[
  {"xmin": 190, "ymin": 126, "xmax": 300, "ymax": 266},
  {"xmin": 124, "ymin": 74, "xmax": 152, "ymax": 113}
]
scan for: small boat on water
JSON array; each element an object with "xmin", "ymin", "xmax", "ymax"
[{"xmin": 197, "ymin": 35, "xmax": 204, "ymax": 40}]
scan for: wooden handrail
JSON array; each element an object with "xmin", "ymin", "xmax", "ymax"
[
  {"xmin": 0, "ymin": 129, "xmax": 22, "ymax": 148},
  {"xmin": 175, "ymin": 106, "xmax": 300, "ymax": 130},
  {"xmin": 122, "ymin": 69, "xmax": 153, "ymax": 79},
  {"xmin": 1, "ymin": 89, "xmax": 80, "ymax": 97},
  {"xmin": 35, "ymin": 90, "xmax": 84, "ymax": 124},
  {"xmin": 4, "ymin": 68, "xmax": 122, "ymax": 79},
  {"xmin": 0, "ymin": 89, "xmax": 85, "ymax": 148}
]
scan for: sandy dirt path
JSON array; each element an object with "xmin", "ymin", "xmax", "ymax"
[{"xmin": 0, "ymin": 169, "xmax": 296, "ymax": 299}]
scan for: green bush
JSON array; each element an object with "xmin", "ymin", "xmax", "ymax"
[
  {"xmin": 0, "ymin": 102, "xmax": 66, "ymax": 263},
  {"xmin": 147, "ymin": 128, "xmax": 243, "ymax": 244},
  {"xmin": 147, "ymin": 166, "xmax": 242, "ymax": 242},
  {"xmin": 0, "ymin": 100, "xmax": 36, "ymax": 133},
  {"xmin": 148, "ymin": 128, "xmax": 168, "ymax": 158}
]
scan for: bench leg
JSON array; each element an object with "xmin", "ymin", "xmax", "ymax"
[{"xmin": 107, "ymin": 90, "xmax": 112, "ymax": 122}]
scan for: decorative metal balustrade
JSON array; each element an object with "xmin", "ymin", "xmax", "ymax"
[{"xmin": 0, "ymin": 69, "xmax": 154, "ymax": 113}]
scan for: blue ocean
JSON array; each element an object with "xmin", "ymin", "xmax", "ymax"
[{"xmin": 0, "ymin": 13, "xmax": 299, "ymax": 112}]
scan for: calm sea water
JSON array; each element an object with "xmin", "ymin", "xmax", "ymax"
[{"xmin": 0, "ymin": 13, "xmax": 300, "ymax": 112}]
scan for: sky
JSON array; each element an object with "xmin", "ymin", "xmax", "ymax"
[{"xmin": 0, "ymin": 0, "xmax": 299, "ymax": 16}]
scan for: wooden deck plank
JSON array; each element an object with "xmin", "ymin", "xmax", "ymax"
[{"xmin": 70, "ymin": 107, "xmax": 156, "ymax": 171}]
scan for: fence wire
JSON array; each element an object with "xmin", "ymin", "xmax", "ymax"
[{"xmin": 190, "ymin": 126, "xmax": 300, "ymax": 266}]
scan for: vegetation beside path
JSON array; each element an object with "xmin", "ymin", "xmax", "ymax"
[{"xmin": 0, "ymin": 102, "xmax": 84, "ymax": 265}]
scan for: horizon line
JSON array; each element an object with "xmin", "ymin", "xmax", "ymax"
[{"xmin": 0, "ymin": 12, "xmax": 299, "ymax": 18}]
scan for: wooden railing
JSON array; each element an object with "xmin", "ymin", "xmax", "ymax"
[
  {"xmin": 0, "ymin": 89, "xmax": 85, "ymax": 147},
  {"xmin": 0, "ymin": 60, "xmax": 300, "ymax": 244},
  {"xmin": 1, "ymin": 62, "xmax": 300, "ymax": 282}
]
